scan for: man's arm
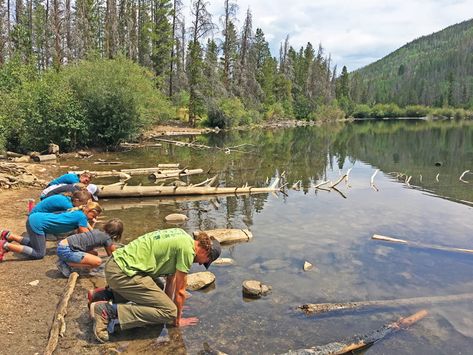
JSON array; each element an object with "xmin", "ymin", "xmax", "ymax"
[
  {"xmin": 173, "ymin": 270, "xmax": 188, "ymax": 326},
  {"xmin": 165, "ymin": 274, "xmax": 176, "ymax": 299}
]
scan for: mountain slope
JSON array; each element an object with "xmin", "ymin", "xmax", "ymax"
[{"xmin": 350, "ymin": 19, "xmax": 473, "ymax": 108}]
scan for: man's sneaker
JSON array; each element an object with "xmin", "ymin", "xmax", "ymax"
[
  {"xmin": 89, "ymin": 301, "xmax": 118, "ymax": 343},
  {"xmin": 87, "ymin": 287, "xmax": 114, "ymax": 306},
  {"xmin": 0, "ymin": 230, "xmax": 10, "ymax": 242},
  {"xmin": 56, "ymin": 260, "xmax": 72, "ymax": 278},
  {"xmin": 0, "ymin": 240, "xmax": 8, "ymax": 262}
]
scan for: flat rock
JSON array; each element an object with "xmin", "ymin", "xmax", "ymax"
[
  {"xmin": 242, "ymin": 280, "xmax": 272, "ymax": 298},
  {"xmin": 165, "ymin": 213, "xmax": 188, "ymax": 222},
  {"xmin": 187, "ymin": 271, "xmax": 215, "ymax": 291},
  {"xmin": 212, "ymin": 257, "xmax": 235, "ymax": 266},
  {"xmin": 194, "ymin": 229, "xmax": 253, "ymax": 244}
]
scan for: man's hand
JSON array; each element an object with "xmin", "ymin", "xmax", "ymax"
[{"xmin": 174, "ymin": 316, "xmax": 199, "ymax": 327}]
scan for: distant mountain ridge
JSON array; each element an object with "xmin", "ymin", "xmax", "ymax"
[{"xmin": 350, "ymin": 19, "xmax": 473, "ymax": 108}]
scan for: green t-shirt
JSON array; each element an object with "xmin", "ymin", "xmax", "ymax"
[{"xmin": 113, "ymin": 228, "xmax": 196, "ymax": 277}]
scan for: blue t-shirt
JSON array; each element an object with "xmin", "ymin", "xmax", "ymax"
[
  {"xmin": 28, "ymin": 210, "xmax": 88, "ymax": 235},
  {"xmin": 31, "ymin": 195, "xmax": 73, "ymax": 214},
  {"xmin": 48, "ymin": 173, "xmax": 80, "ymax": 187}
]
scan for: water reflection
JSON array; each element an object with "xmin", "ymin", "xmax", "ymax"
[{"xmin": 66, "ymin": 120, "xmax": 473, "ymax": 354}]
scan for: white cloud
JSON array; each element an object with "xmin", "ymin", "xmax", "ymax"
[{"xmin": 198, "ymin": 0, "xmax": 473, "ymax": 71}]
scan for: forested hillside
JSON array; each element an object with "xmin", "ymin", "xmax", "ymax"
[{"xmin": 350, "ymin": 19, "xmax": 473, "ymax": 108}]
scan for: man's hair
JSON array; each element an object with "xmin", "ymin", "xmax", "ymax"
[
  {"xmin": 71, "ymin": 190, "xmax": 92, "ymax": 204},
  {"xmin": 103, "ymin": 218, "xmax": 124, "ymax": 241},
  {"xmin": 194, "ymin": 231, "xmax": 213, "ymax": 255},
  {"xmin": 80, "ymin": 171, "xmax": 92, "ymax": 179}
]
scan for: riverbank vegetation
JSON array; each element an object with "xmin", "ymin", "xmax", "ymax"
[{"xmin": 0, "ymin": 1, "xmax": 472, "ymax": 153}]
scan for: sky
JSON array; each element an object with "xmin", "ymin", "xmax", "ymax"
[{"xmin": 200, "ymin": 0, "xmax": 473, "ymax": 72}]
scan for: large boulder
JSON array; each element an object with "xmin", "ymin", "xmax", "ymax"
[{"xmin": 187, "ymin": 271, "xmax": 215, "ymax": 291}]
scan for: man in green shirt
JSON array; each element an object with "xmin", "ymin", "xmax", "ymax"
[{"xmin": 88, "ymin": 228, "xmax": 221, "ymax": 343}]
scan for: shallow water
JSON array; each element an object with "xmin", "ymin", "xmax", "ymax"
[{"xmin": 68, "ymin": 120, "xmax": 473, "ymax": 354}]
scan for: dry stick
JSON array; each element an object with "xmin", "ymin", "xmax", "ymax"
[
  {"xmin": 314, "ymin": 180, "xmax": 330, "ymax": 189},
  {"xmin": 406, "ymin": 175, "xmax": 412, "ymax": 186},
  {"xmin": 44, "ymin": 272, "xmax": 79, "ymax": 355},
  {"xmin": 331, "ymin": 186, "xmax": 347, "ymax": 199},
  {"xmin": 345, "ymin": 168, "xmax": 353, "ymax": 185},
  {"xmin": 419, "ymin": 174, "xmax": 423, "ymax": 182},
  {"xmin": 285, "ymin": 310, "xmax": 427, "ymax": 355},
  {"xmin": 372, "ymin": 234, "xmax": 473, "ymax": 254},
  {"xmin": 370, "ymin": 169, "xmax": 379, "ymax": 186},
  {"xmin": 330, "ymin": 174, "xmax": 347, "ymax": 188},
  {"xmin": 459, "ymin": 170, "xmax": 470, "ymax": 183},
  {"xmin": 436, "ymin": 173, "xmax": 440, "ymax": 182}
]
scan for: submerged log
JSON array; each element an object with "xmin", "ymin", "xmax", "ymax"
[
  {"xmin": 193, "ymin": 229, "xmax": 253, "ymax": 244},
  {"xmin": 299, "ymin": 292, "xmax": 473, "ymax": 315},
  {"xmin": 96, "ymin": 178, "xmax": 280, "ymax": 198},
  {"xmin": 284, "ymin": 310, "xmax": 427, "ymax": 355},
  {"xmin": 372, "ymin": 234, "xmax": 473, "ymax": 255},
  {"xmin": 44, "ymin": 272, "xmax": 79, "ymax": 355}
]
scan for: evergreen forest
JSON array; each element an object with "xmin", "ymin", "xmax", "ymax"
[{"xmin": 0, "ymin": 0, "xmax": 471, "ymax": 152}]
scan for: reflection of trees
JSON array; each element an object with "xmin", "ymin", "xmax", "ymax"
[
  {"xmin": 120, "ymin": 121, "xmax": 473, "ymax": 232},
  {"xmin": 333, "ymin": 120, "xmax": 473, "ymax": 203}
]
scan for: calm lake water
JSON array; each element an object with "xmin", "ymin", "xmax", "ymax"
[{"xmin": 68, "ymin": 120, "xmax": 473, "ymax": 354}]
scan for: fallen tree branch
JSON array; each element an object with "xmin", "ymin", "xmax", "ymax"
[
  {"xmin": 314, "ymin": 180, "xmax": 330, "ymax": 189},
  {"xmin": 330, "ymin": 174, "xmax": 347, "ymax": 189},
  {"xmin": 372, "ymin": 234, "xmax": 473, "ymax": 255},
  {"xmin": 44, "ymin": 272, "xmax": 79, "ymax": 355},
  {"xmin": 459, "ymin": 170, "xmax": 470, "ymax": 183},
  {"xmin": 299, "ymin": 291, "xmax": 473, "ymax": 315},
  {"xmin": 284, "ymin": 310, "xmax": 427, "ymax": 354},
  {"xmin": 370, "ymin": 169, "xmax": 379, "ymax": 186}
]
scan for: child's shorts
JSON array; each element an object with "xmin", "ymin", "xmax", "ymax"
[{"xmin": 57, "ymin": 243, "xmax": 85, "ymax": 263}]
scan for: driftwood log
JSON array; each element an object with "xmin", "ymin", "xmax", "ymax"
[
  {"xmin": 372, "ymin": 234, "xmax": 473, "ymax": 255},
  {"xmin": 69, "ymin": 166, "xmax": 191, "ymax": 179},
  {"xmin": 44, "ymin": 272, "xmax": 79, "ymax": 355},
  {"xmin": 283, "ymin": 310, "xmax": 427, "ymax": 355},
  {"xmin": 96, "ymin": 178, "xmax": 280, "ymax": 198},
  {"xmin": 32, "ymin": 154, "xmax": 57, "ymax": 163},
  {"xmin": 119, "ymin": 142, "xmax": 162, "ymax": 148},
  {"xmin": 148, "ymin": 168, "xmax": 204, "ymax": 181},
  {"xmin": 299, "ymin": 293, "xmax": 473, "ymax": 315}
]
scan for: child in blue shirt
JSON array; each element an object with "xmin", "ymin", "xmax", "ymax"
[
  {"xmin": 47, "ymin": 172, "xmax": 92, "ymax": 186},
  {"xmin": 31, "ymin": 190, "xmax": 91, "ymax": 214},
  {"xmin": 0, "ymin": 201, "xmax": 102, "ymax": 261},
  {"xmin": 57, "ymin": 218, "xmax": 123, "ymax": 277}
]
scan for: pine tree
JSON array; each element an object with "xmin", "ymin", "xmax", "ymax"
[
  {"xmin": 188, "ymin": 0, "xmax": 214, "ymax": 126},
  {"xmin": 221, "ymin": 0, "xmax": 237, "ymax": 90}
]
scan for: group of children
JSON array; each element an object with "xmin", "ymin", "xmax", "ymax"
[{"xmin": 0, "ymin": 171, "xmax": 123, "ymax": 277}]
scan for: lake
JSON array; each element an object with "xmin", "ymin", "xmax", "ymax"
[{"xmin": 68, "ymin": 120, "xmax": 473, "ymax": 354}]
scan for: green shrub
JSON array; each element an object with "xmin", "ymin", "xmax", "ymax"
[
  {"xmin": 431, "ymin": 107, "xmax": 455, "ymax": 118},
  {"xmin": 206, "ymin": 97, "xmax": 248, "ymax": 128},
  {"xmin": 65, "ymin": 57, "xmax": 173, "ymax": 147},
  {"xmin": 18, "ymin": 72, "xmax": 88, "ymax": 151},
  {"xmin": 352, "ymin": 104, "xmax": 372, "ymax": 118},
  {"xmin": 309, "ymin": 104, "xmax": 345, "ymax": 121},
  {"xmin": 264, "ymin": 102, "xmax": 286, "ymax": 120},
  {"xmin": 404, "ymin": 105, "xmax": 430, "ymax": 117}
]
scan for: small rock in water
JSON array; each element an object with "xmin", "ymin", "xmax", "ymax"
[
  {"xmin": 242, "ymin": 280, "xmax": 272, "ymax": 298},
  {"xmin": 212, "ymin": 257, "xmax": 235, "ymax": 266},
  {"xmin": 303, "ymin": 261, "xmax": 314, "ymax": 271},
  {"xmin": 165, "ymin": 213, "xmax": 188, "ymax": 223},
  {"xmin": 187, "ymin": 271, "xmax": 216, "ymax": 291},
  {"xmin": 28, "ymin": 280, "xmax": 40, "ymax": 286}
]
